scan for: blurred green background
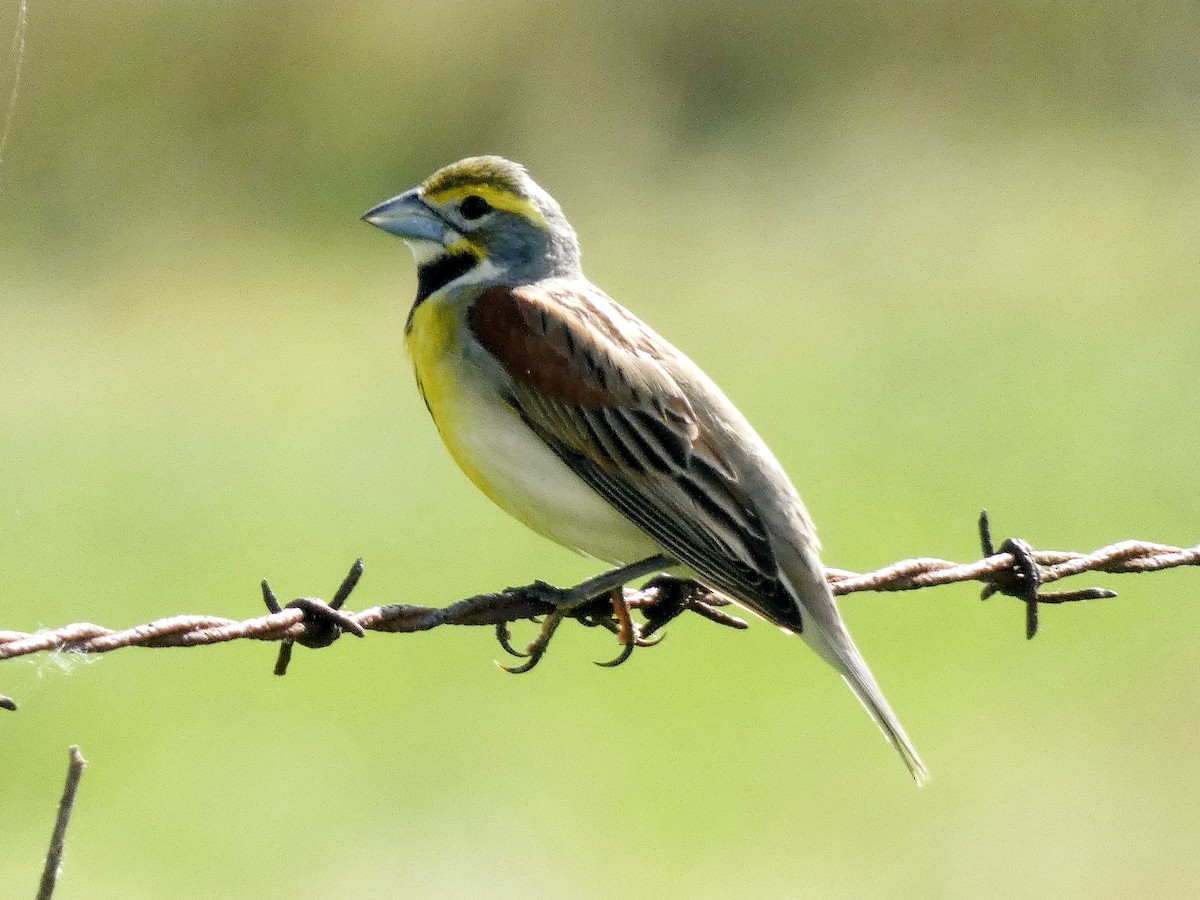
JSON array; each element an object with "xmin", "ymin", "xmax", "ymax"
[{"xmin": 2, "ymin": 2, "xmax": 1198, "ymax": 897}]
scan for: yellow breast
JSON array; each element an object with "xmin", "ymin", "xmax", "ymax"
[
  {"xmin": 404, "ymin": 294, "xmax": 659, "ymax": 566},
  {"xmin": 406, "ymin": 297, "xmax": 501, "ymax": 497}
]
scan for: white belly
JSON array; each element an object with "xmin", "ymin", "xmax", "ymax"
[{"xmin": 408, "ymin": 300, "xmax": 660, "ymax": 566}]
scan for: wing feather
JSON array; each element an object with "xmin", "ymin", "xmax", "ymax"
[{"xmin": 468, "ymin": 282, "xmax": 803, "ymax": 632}]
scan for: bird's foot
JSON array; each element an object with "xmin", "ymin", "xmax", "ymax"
[
  {"xmin": 497, "ymin": 587, "xmax": 663, "ymax": 672},
  {"xmin": 633, "ymin": 575, "xmax": 748, "ymax": 639},
  {"xmin": 493, "ymin": 555, "xmax": 674, "ymax": 673}
]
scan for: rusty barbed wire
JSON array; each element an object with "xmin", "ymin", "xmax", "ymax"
[
  {"xmin": 1, "ymin": 512, "xmax": 1197, "ymax": 709},
  {"xmin": 824, "ymin": 538, "xmax": 1200, "ymax": 594}
]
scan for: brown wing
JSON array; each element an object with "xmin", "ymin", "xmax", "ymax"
[{"xmin": 468, "ymin": 282, "xmax": 803, "ymax": 632}]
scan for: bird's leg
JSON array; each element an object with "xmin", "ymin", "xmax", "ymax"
[
  {"xmin": 550, "ymin": 554, "xmax": 675, "ymax": 607},
  {"xmin": 497, "ymin": 554, "xmax": 674, "ymax": 673}
]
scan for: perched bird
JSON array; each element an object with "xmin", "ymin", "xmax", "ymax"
[{"xmin": 363, "ymin": 156, "xmax": 928, "ymax": 784}]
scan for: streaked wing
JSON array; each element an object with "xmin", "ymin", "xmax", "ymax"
[{"xmin": 468, "ymin": 282, "xmax": 803, "ymax": 632}]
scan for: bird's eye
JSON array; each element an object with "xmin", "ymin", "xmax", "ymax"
[{"xmin": 459, "ymin": 195, "xmax": 492, "ymax": 220}]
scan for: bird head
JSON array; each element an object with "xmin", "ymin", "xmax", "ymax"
[{"xmin": 363, "ymin": 156, "xmax": 582, "ymax": 295}]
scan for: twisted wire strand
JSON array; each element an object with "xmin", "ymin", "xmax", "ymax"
[
  {"xmin": 2, "ymin": 536, "xmax": 1196, "ymax": 666},
  {"xmin": 826, "ymin": 540, "xmax": 1200, "ymax": 594}
]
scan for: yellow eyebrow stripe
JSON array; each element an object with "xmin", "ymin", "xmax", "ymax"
[
  {"xmin": 444, "ymin": 237, "xmax": 485, "ymax": 258},
  {"xmin": 422, "ymin": 183, "xmax": 548, "ymax": 227}
]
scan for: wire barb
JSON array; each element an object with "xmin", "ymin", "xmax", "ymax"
[
  {"xmin": 269, "ymin": 559, "xmax": 366, "ymax": 676},
  {"xmin": 976, "ymin": 509, "xmax": 1119, "ymax": 639},
  {"xmin": 1, "ymin": 515, "xmax": 1197, "ymax": 707}
]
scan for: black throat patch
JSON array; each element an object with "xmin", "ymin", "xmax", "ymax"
[
  {"xmin": 407, "ymin": 252, "xmax": 479, "ymax": 333},
  {"xmin": 417, "ymin": 253, "xmax": 478, "ymax": 304}
]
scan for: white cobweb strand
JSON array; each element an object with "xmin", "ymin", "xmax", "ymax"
[{"xmin": 0, "ymin": 0, "xmax": 29, "ymax": 198}]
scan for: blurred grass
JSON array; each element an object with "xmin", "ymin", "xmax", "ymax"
[{"xmin": 2, "ymin": 2, "xmax": 1199, "ymax": 898}]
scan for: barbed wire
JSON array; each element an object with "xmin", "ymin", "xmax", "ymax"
[{"xmin": 1, "ymin": 512, "xmax": 1196, "ymax": 709}]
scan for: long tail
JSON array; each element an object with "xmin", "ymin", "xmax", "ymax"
[
  {"xmin": 778, "ymin": 546, "xmax": 929, "ymax": 785},
  {"xmin": 814, "ymin": 623, "xmax": 930, "ymax": 786}
]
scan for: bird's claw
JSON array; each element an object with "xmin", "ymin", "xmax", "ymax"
[
  {"xmin": 494, "ymin": 622, "xmax": 529, "ymax": 658},
  {"xmin": 497, "ymin": 608, "xmax": 567, "ymax": 674},
  {"xmin": 595, "ymin": 640, "xmax": 636, "ymax": 668},
  {"xmin": 593, "ymin": 589, "xmax": 632, "ymax": 667},
  {"xmin": 497, "ymin": 653, "xmax": 543, "ymax": 675}
]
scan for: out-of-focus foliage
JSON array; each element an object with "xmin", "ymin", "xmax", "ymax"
[{"xmin": 2, "ymin": 3, "xmax": 1198, "ymax": 897}]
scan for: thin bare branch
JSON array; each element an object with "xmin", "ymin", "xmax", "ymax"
[{"xmin": 36, "ymin": 745, "xmax": 87, "ymax": 900}]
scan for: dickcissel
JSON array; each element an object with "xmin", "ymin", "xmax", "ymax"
[{"xmin": 363, "ymin": 156, "xmax": 928, "ymax": 784}]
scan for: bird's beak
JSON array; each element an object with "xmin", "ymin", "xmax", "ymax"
[{"xmin": 361, "ymin": 189, "xmax": 447, "ymax": 243}]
